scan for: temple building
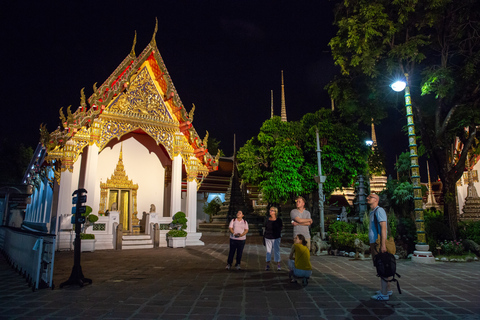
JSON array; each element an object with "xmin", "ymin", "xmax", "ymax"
[
  {"xmin": 21, "ymin": 26, "xmax": 219, "ymax": 250},
  {"xmin": 457, "ymin": 153, "xmax": 480, "ymax": 221}
]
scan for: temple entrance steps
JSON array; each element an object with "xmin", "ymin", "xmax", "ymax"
[{"xmin": 122, "ymin": 234, "xmax": 153, "ymax": 250}]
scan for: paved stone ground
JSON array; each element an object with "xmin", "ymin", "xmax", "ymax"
[{"xmin": 0, "ymin": 235, "xmax": 479, "ymax": 320}]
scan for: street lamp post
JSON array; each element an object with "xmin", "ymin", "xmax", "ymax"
[
  {"xmin": 391, "ymin": 73, "xmax": 434, "ymax": 264},
  {"xmin": 315, "ymin": 127, "xmax": 327, "ymax": 240}
]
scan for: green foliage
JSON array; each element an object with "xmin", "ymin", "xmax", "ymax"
[
  {"xmin": 237, "ymin": 111, "xmax": 369, "ymax": 203},
  {"xmin": 368, "ymin": 146, "xmax": 386, "ymax": 176},
  {"xmin": 458, "ymin": 220, "xmax": 480, "ymax": 244},
  {"xmin": 424, "ymin": 208, "xmax": 451, "ymax": 243},
  {"xmin": 167, "ymin": 229, "xmax": 188, "ymax": 237},
  {"xmin": 395, "ymin": 152, "xmax": 411, "ymax": 181},
  {"xmin": 0, "ymin": 138, "xmax": 34, "ymax": 184},
  {"xmin": 391, "ymin": 181, "xmax": 414, "ymax": 216},
  {"xmin": 328, "ymin": 0, "xmax": 480, "ymax": 238},
  {"xmin": 203, "ymin": 198, "xmax": 222, "ymax": 216},
  {"xmin": 441, "ymin": 240, "xmax": 465, "ymax": 256},
  {"xmin": 362, "ymin": 211, "xmax": 370, "ymax": 234},
  {"xmin": 396, "ymin": 217, "xmax": 417, "ymax": 252},
  {"xmin": 87, "ymin": 214, "xmax": 99, "ymax": 224},
  {"xmin": 206, "ymin": 137, "xmax": 224, "ymax": 157},
  {"xmin": 328, "ymin": 221, "xmax": 355, "ymax": 234},
  {"xmin": 329, "ymin": 232, "xmax": 369, "ymax": 251},
  {"xmin": 80, "ymin": 233, "xmax": 95, "ymax": 240},
  {"xmin": 172, "ymin": 211, "xmax": 188, "ymax": 230},
  {"xmin": 388, "ymin": 211, "xmax": 398, "ymax": 238}
]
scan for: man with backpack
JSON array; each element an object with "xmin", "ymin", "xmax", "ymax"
[{"xmin": 367, "ymin": 193, "xmax": 392, "ymax": 301}]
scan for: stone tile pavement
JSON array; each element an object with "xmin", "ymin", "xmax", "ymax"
[{"xmin": 0, "ymin": 235, "xmax": 479, "ymax": 320}]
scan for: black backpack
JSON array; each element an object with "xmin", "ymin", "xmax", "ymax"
[{"xmin": 374, "ymin": 252, "xmax": 402, "ymax": 294}]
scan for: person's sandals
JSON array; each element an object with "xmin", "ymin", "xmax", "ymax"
[{"xmin": 277, "ymin": 263, "xmax": 281, "ymax": 271}]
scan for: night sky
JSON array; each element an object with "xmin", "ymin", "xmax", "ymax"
[{"xmin": 1, "ymin": 1, "xmax": 412, "ymax": 179}]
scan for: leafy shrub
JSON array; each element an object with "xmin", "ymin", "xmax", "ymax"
[
  {"xmin": 396, "ymin": 217, "xmax": 417, "ymax": 253},
  {"xmin": 203, "ymin": 198, "xmax": 222, "ymax": 216},
  {"xmin": 441, "ymin": 240, "xmax": 465, "ymax": 255},
  {"xmin": 80, "ymin": 233, "xmax": 95, "ymax": 240},
  {"xmin": 458, "ymin": 220, "xmax": 480, "ymax": 244},
  {"xmin": 87, "ymin": 214, "xmax": 99, "ymax": 224},
  {"xmin": 329, "ymin": 232, "xmax": 368, "ymax": 251},
  {"xmin": 172, "ymin": 211, "xmax": 188, "ymax": 230},
  {"xmin": 167, "ymin": 229, "xmax": 188, "ymax": 237},
  {"xmin": 424, "ymin": 208, "xmax": 451, "ymax": 243},
  {"xmin": 328, "ymin": 221, "xmax": 355, "ymax": 234},
  {"xmin": 388, "ymin": 210, "xmax": 397, "ymax": 238}
]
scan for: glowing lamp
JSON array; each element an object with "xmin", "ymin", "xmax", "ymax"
[{"xmin": 390, "ymin": 80, "xmax": 406, "ymax": 92}]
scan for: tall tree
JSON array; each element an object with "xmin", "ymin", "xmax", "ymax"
[
  {"xmin": 328, "ymin": 0, "xmax": 480, "ymax": 237},
  {"xmin": 237, "ymin": 111, "xmax": 369, "ymax": 204}
]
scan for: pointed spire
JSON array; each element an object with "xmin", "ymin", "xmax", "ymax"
[
  {"xmin": 120, "ymin": 143, "xmax": 123, "ymax": 161},
  {"xmin": 280, "ymin": 70, "xmax": 287, "ymax": 122},
  {"xmin": 130, "ymin": 31, "xmax": 137, "ymax": 57},
  {"xmin": 150, "ymin": 18, "xmax": 158, "ymax": 47},
  {"xmin": 233, "ymin": 134, "xmax": 236, "ymax": 160},
  {"xmin": 371, "ymin": 118, "xmax": 378, "ymax": 148},
  {"xmin": 270, "ymin": 90, "xmax": 274, "ymax": 119}
]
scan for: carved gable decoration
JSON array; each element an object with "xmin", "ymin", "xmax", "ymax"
[{"xmin": 108, "ymin": 66, "xmax": 174, "ymax": 121}]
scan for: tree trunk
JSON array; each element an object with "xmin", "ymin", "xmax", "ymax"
[{"xmin": 442, "ymin": 172, "xmax": 458, "ymax": 240}]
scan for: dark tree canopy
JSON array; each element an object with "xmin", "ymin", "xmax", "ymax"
[
  {"xmin": 0, "ymin": 138, "xmax": 33, "ymax": 185},
  {"xmin": 328, "ymin": 0, "xmax": 480, "ymax": 237},
  {"xmin": 237, "ymin": 111, "xmax": 369, "ymax": 204}
]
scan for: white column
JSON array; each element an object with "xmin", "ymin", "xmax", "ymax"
[
  {"xmin": 170, "ymin": 154, "xmax": 182, "ymax": 217},
  {"xmin": 84, "ymin": 144, "xmax": 99, "ymax": 213},
  {"xmin": 186, "ymin": 178, "xmax": 197, "ymax": 233},
  {"xmin": 185, "ymin": 156, "xmax": 204, "ymax": 246},
  {"xmin": 185, "ymin": 177, "xmax": 204, "ymax": 246},
  {"xmin": 55, "ymin": 169, "xmax": 74, "ymax": 250}
]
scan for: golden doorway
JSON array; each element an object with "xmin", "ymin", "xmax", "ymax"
[{"xmin": 99, "ymin": 146, "xmax": 139, "ymax": 232}]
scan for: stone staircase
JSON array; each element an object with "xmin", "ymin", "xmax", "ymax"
[{"xmin": 122, "ymin": 234, "xmax": 153, "ymax": 250}]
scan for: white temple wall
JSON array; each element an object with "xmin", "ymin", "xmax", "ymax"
[
  {"xmin": 457, "ymin": 160, "xmax": 480, "ymax": 215},
  {"xmin": 96, "ymin": 137, "xmax": 165, "ymax": 219}
]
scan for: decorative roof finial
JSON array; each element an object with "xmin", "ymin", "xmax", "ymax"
[
  {"xmin": 281, "ymin": 70, "xmax": 287, "ymax": 122},
  {"xmin": 371, "ymin": 118, "xmax": 378, "ymax": 148},
  {"xmin": 120, "ymin": 143, "xmax": 123, "ymax": 161},
  {"xmin": 130, "ymin": 31, "xmax": 137, "ymax": 57},
  {"xmin": 151, "ymin": 18, "xmax": 158, "ymax": 46},
  {"xmin": 270, "ymin": 90, "xmax": 274, "ymax": 119}
]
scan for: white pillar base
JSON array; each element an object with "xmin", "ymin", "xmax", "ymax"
[
  {"xmin": 411, "ymin": 244, "xmax": 435, "ymax": 264},
  {"xmin": 186, "ymin": 232, "xmax": 204, "ymax": 246}
]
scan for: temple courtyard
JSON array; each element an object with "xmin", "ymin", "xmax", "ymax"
[{"xmin": 0, "ymin": 235, "xmax": 479, "ymax": 320}]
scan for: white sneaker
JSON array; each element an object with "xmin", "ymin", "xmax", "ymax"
[
  {"xmin": 235, "ymin": 264, "xmax": 241, "ymax": 270},
  {"xmin": 371, "ymin": 293, "xmax": 389, "ymax": 301},
  {"xmin": 225, "ymin": 264, "xmax": 231, "ymax": 270},
  {"xmin": 376, "ymin": 290, "xmax": 393, "ymax": 296}
]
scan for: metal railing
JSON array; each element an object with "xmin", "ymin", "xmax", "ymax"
[{"xmin": 0, "ymin": 226, "xmax": 56, "ymax": 291}]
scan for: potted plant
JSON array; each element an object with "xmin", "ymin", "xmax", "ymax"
[
  {"xmin": 72, "ymin": 206, "xmax": 99, "ymax": 252},
  {"xmin": 167, "ymin": 211, "xmax": 188, "ymax": 248}
]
